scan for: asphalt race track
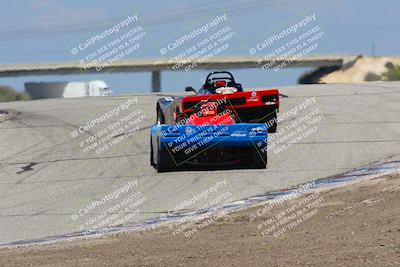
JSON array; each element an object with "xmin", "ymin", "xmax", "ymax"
[{"xmin": 1, "ymin": 82, "xmax": 400, "ymax": 245}]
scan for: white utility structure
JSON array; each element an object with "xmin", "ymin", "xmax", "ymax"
[{"xmin": 24, "ymin": 80, "xmax": 110, "ymax": 99}]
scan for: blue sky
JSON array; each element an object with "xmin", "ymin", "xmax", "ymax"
[{"xmin": 0, "ymin": 0, "xmax": 399, "ymax": 93}]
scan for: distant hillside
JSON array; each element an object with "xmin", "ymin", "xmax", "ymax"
[{"xmin": 299, "ymin": 57, "xmax": 400, "ymax": 84}]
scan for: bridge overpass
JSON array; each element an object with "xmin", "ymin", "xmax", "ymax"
[{"xmin": 0, "ymin": 55, "xmax": 359, "ymax": 92}]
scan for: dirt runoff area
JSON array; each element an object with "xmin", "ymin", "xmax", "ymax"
[{"xmin": 1, "ymin": 174, "xmax": 400, "ymax": 267}]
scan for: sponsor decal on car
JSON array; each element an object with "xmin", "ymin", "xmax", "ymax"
[
  {"xmin": 247, "ymin": 91, "xmax": 259, "ymax": 102},
  {"xmin": 215, "ymin": 87, "xmax": 238, "ymax": 94}
]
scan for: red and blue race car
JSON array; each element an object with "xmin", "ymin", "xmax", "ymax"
[{"xmin": 150, "ymin": 71, "xmax": 279, "ymax": 172}]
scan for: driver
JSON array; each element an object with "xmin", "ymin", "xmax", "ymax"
[{"xmin": 198, "ymin": 71, "xmax": 243, "ymax": 95}]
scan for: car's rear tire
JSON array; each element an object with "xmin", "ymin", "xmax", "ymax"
[
  {"xmin": 251, "ymin": 148, "xmax": 267, "ymax": 169},
  {"xmin": 150, "ymin": 137, "xmax": 155, "ymax": 166},
  {"xmin": 267, "ymin": 110, "xmax": 277, "ymax": 133},
  {"xmin": 156, "ymin": 145, "xmax": 176, "ymax": 172}
]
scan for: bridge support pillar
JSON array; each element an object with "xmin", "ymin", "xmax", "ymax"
[{"xmin": 151, "ymin": 70, "xmax": 161, "ymax": 92}]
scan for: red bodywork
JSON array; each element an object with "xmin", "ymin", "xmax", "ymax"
[
  {"xmin": 181, "ymin": 89, "xmax": 280, "ymax": 114},
  {"xmin": 187, "ymin": 101, "xmax": 235, "ymax": 126}
]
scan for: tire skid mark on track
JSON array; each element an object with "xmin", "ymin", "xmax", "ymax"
[{"xmin": 0, "ymin": 153, "xmax": 146, "ymax": 166}]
